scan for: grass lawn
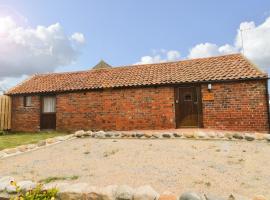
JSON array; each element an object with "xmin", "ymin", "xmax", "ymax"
[{"xmin": 0, "ymin": 132, "xmax": 67, "ymax": 150}]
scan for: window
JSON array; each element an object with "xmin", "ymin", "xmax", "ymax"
[
  {"xmin": 184, "ymin": 93, "xmax": 192, "ymax": 101},
  {"xmin": 23, "ymin": 96, "xmax": 32, "ymax": 107},
  {"xmin": 42, "ymin": 96, "xmax": 56, "ymax": 113}
]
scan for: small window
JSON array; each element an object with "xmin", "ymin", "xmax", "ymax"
[
  {"xmin": 23, "ymin": 96, "xmax": 32, "ymax": 107},
  {"xmin": 184, "ymin": 93, "xmax": 192, "ymax": 101}
]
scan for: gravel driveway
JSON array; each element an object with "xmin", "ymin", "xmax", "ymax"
[{"xmin": 0, "ymin": 138, "xmax": 269, "ymax": 198}]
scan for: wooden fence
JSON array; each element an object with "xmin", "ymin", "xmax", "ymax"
[{"xmin": 0, "ymin": 95, "xmax": 11, "ymax": 131}]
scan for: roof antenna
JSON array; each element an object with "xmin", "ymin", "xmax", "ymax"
[{"xmin": 239, "ymin": 28, "xmax": 251, "ymax": 55}]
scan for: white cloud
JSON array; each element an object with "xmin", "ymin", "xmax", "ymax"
[
  {"xmin": 71, "ymin": 32, "xmax": 85, "ymax": 43},
  {"xmin": 187, "ymin": 16, "xmax": 270, "ymax": 70},
  {"xmin": 136, "ymin": 49, "xmax": 181, "ymax": 64},
  {"xmin": 0, "ymin": 16, "xmax": 85, "ymax": 91}
]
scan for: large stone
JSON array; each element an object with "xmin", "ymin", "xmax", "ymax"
[
  {"xmin": 173, "ymin": 133, "xmax": 182, "ymax": 138},
  {"xmin": 136, "ymin": 133, "xmax": 144, "ymax": 138},
  {"xmin": 27, "ymin": 144, "xmax": 37, "ymax": 149},
  {"xmin": 37, "ymin": 140, "xmax": 46, "ymax": 147},
  {"xmin": 17, "ymin": 145, "xmax": 28, "ymax": 152},
  {"xmin": 162, "ymin": 133, "xmax": 171, "ymax": 138},
  {"xmin": 5, "ymin": 184, "xmax": 17, "ymax": 194},
  {"xmin": 224, "ymin": 132, "xmax": 233, "ymax": 139},
  {"xmin": 255, "ymin": 133, "xmax": 265, "ymax": 140},
  {"xmin": 46, "ymin": 138, "xmax": 57, "ymax": 144},
  {"xmin": 207, "ymin": 132, "xmax": 217, "ymax": 138},
  {"xmin": 183, "ymin": 132, "xmax": 194, "ymax": 138},
  {"xmin": 144, "ymin": 133, "xmax": 153, "ymax": 138},
  {"xmin": 75, "ymin": 130, "xmax": 85, "ymax": 138},
  {"xmin": 0, "ymin": 151, "xmax": 7, "ymax": 158},
  {"xmin": 196, "ymin": 131, "xmax": 207, "ymax": 139},
  {"xmin": 252, "ymin": 195, "xmax": 267, "ymax": 200},
  {"xmin": 179, "ymin": 192, "xmax": 202, "ymax": 200},
  {"xmin": 0, "ymin": 177, "xmax": 15, "ymax": 192},
  {"xmin": 17, "ymin": 180, "xmax": 36, "ymax": 191},
  {"xmin": 85, "ymin": 131, "xmax": 93, "ymax": 137},
  {"xmin": 105, "ymin": 132, "xmax": 113, "ymax": 138},
  {"xmin": 55, "ymin": 136, "xmax": 67, "ymax": 141},
  {"xmin": 134, "ymin": 185, "xmax": 159, "ymax": 200},
  {"xmin": 115, "ymin": 185, "xmax": 134, "ymax": 200},
  {"xmin": 244, "ymin": 134, "xmax": 255, "ymax": 141},
  {"xmin": 3, "ymin": 148, "xmax": 17, "ymax": 154},
  {"xmin": 264, "ymin": 134, "xmax": 270, "ymax": 142},
  {"xmin": 95, "ymin": 131, "xmax": 106, "ymax": 138},
  {"xmin": 232, "ymin": 133, "xmax": 244, "ymax": 140},
  {"xmin": 217, "ymin": 132, "xmax": 225, "ymax": 139}
]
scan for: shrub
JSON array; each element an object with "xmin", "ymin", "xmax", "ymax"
[{"xmin": 11, "ymin": 184, "xmax": 58, "ymax": 200}]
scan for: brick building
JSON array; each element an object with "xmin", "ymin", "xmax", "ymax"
[{"xmin": 6, "ymin": 54, "xmax": 270, "ymax": 132}]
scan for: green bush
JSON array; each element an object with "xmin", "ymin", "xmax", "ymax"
[{"xmin": 11, "ymin": 184, "xmax": 58, "ymax": 200}]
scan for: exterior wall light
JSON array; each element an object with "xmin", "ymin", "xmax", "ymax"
[{"xmin": 208, "ymin": 83, "xmax": 212, "ymax": 91}]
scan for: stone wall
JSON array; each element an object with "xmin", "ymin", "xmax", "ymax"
[{"xmin": 201, "ymin": 80, "xmax": 269, "ymax": 132}]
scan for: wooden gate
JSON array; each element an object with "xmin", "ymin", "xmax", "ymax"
[{"xmin": 0, "ymin": 95, "xmax": 11, "ymax": 131}]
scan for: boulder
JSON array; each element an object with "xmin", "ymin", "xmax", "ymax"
[
  {"xmin": 17, "ymin": 145, "xmax": 28, "ymax": 152},
  {"xmin": 224, "ymin": 132, "xmax": 233, "ymax": 139},
  {"xmin": 255, "ymin": 133, "xmax": 265, "ymax": 140},
  {"xmin": 55, "ymin": 136, "xmax": 67, "ymax": 141},
  {"xmin": 134, "ymin": 185, "xmax": 159, "ymax": 200},
  {"xmin": 136, "ymin": 133, "xmax": 144, "ymax": 138},
  {"xmin": 173, "ymin": 133, "xmax": 182, "ymax": 138},
  {"xmin": 58, "ymin": 192, "xmax": 84, "ymax": 200},
  {"xmin": 217, "ymin": 132, "xmax": 225, "ymax": 139},
  {"xmin": 115, "ymin": 185, "xmax": 134, "ymax": 200},
  {"xmin": 45, "ymin": 138, "xmax": 57, "ymax": 144},
  {"xmin": 162, "ymin": 133, "xmax": 171, "ymax": 138},
  {"xmin": 5, "ymin": 184, "xmax": 17, "ymax": 194},
  {"xmin": 37, "ymin": 140, "xmax": 46, "ymax": 147},
  {"xmin": 207, "ymin": 132, "xmax": 217, "ymax": 138},
  {"xmin": 232, "ymin": 133, "xmax": 244, "ymax": 140},
  {"xmin": 27, "ymin": 144, "xmax": 37, "ymax": 149},
  {"xmin": 85, "ymin": 131, "xmax": 93, "ymax": 137},
  {"xmin": 95, "ymin": 131, "xmax": 106, "ymax": 138},
  {"xmin": 17, "ymin": 180, "xmax": 36, "ymax": 191},
  {"xmin": 183, "ymin": 132, "xmax": 194, "ymax": 138},
  {"xmin": 105, "ymin": 132, "xmax": 113, "ymax": 138},
  {"xmin": 196, "ymin": 131, "xmax": 207, "ymax": 139},
  {"xmin": 75, "ymin": 130, "xmax": 85, "ymax": 138},
  {"xmin": 144, "ymin": 133, "xmax": 153, "ymax": 138},
  {"xmin": 3, "ymin": 148, "xmax": 17, "ymax": 154},
  {"xmin": 244, "ymin": 134, "xmax": 255, "ymax": 141},
  {"xmin": 0, "ymin": 177, "xmax": 15, "ymax": 192},
  {"xmin": 179, "ymin": 192, "xmax": 202, "ymax": 200},
  {"xmin": 252, "ymin": 195, "xmax": 267, "ymax": 200},
  {"xmin": 264, "ymin": 134, "xmax": 270, "ymax": 142},
  {"xmin": 0, "ymin": 151, "xmax": 7, "ymax": 158}
]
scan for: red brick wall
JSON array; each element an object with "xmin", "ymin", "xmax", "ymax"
[
  {"xmin": 11, "ymin": 95, "xmax": 40, "ymax": 132},
  {"xmin": 201, "ymin": 80, "xmax": 269, "ymax": 132},
  {"xmin": 56, "ymin": 86, "xmax": 175, "ymax": 131}
]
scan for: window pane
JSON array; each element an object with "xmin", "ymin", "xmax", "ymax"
[
  {"xmin": 43, "ymin": 96, "xmax": 56, "ymax": 113},
  {"xmin": 26, "ymin": 96, "xmax": 32, "ymax": 106}
]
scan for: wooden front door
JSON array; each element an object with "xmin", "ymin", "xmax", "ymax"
[
  {"xmin": 175, "ymin": 86, "xmax": 201, "ymax": 128},
  {"xmin": 40, "ymin": 96, "xmax": 56, "ymax": 130}
]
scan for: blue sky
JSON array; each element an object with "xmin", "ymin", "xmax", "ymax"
[{"xmin": 0, "ymin": 0, "xmax": 270, "ymax": 89}]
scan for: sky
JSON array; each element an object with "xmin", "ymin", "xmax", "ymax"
[{"xmin": 0, "ymin": 0, "xmax": 270, "ymax": 91}]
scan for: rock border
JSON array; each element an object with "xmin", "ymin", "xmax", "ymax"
[
  {"xmin": 0, "ymin": 176, "xmax": 266, "ymax": 200},
  {"xmin": 74, "ymin": 130, "xmax": 270, "ymax": 142},
  {"xmin": 1, "ymin": 130, "xmax": 269, "ymax": 159},
  {"xmin": 0, "ymin": 134, "xmax": 75, "ymax": 159}
]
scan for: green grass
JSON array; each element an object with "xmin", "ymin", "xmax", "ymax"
[
  {"xmin": 0, "ymin": 131, "xmax": 67, "ymax": 150},
  {"xmin": 39, "ymin": 175, "xmax": 79, "ymax": 184}
]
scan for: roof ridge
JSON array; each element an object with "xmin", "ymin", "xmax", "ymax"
[{"xmin": 34, "ymin": 53, "xmax": 243, "ymax": 77}]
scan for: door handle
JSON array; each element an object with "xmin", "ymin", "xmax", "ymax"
[{"xmin": 176, "ymin": 100, "xmax": 179, "ymax": 103}]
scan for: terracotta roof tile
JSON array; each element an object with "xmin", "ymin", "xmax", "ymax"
[{"xmin": 6, "ymin": 54, "xmax": 268, "ymax": 95}]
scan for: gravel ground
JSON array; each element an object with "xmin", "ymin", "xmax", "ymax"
[{"xmin": 0, "ymin": 138, "xmax": 269, "ymax": 198}]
